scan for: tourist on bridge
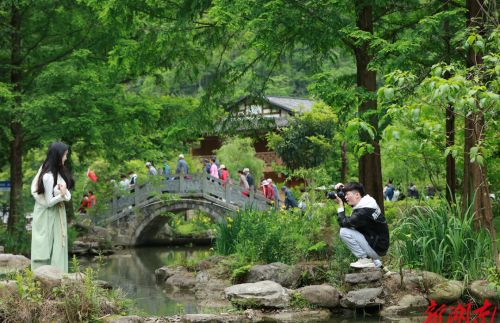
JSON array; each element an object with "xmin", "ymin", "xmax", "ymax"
[
  {"xmin": 243, "ymin": 168, "xmax": 255, "ymax": 192},
  {"xmin": 282, "ymin": 186, "xmax": 298, "ymax": 210},
  {"xmin": 268, "ymin": 178, "xmax": 280, "ymax": 208},
  {"xmin": 119, "ymin": 174, "xmax": 130, "ymax": 189},
  {"xmin": 30, "ymin": 141, "xmax": 74, "ymax": 273},
  {"xmin": 220, "ymin": 164, "xmax": 231, "ymax": 187},
  {"xmin": 163, "ymin": 161, "xmax": 171, "ymax": 178},
  {"xmin": 175, "ymin": 154, "xmax": 189, "ymax": 175},
  {"xmin": 203, "ymin": 158, "xmax": 211, "ymax": 174},
  {"xmin": 262, "ymin": 180, "xmax": 275, "ymax": 202},
  {"xmin": 128, "ymin": 171, "xmax": 137, "ymax": 188},
  {"xmin": 145, "ymin": 162, "xmax": 157, "ymax": 175},
  {"xmin": 209, "ymin": 157, "xmax": 219, "ymax": 179},
  {"xmin": 238, "ymin": 170, "xmax": 249, "ymax": 196}
]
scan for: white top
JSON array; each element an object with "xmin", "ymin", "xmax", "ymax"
[
  {"xmin": 42, "ymin": 173, "xmax": 71, "ymax": 207},
  {"xmin": 31, "ymin": 167, "xmax": 71, "ymax": 208}
]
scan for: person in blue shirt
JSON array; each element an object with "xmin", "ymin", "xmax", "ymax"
[{"xmin": 281, "ymin": 186, "xmax": 298, "ymax": 209}]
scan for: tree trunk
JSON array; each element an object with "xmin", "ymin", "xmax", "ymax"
[
  {"xmin": 354, "ymin": 0, "xmax": 384, "ymax": 210},
  {"xmin": 464, "ymin": 0, "xmax": 497, "ymax": 268},
  {"xmin": 445, "ymin": 103, "xmax": 456, "ymax": 204},
  {"xmin": 340, "ymin": 140, "xmax": 348, "ymax": 183},
  {"xmin": 443, "ymin": 5, "xmax": 456, "ymax": 205},
  {"xmin": 7, "ymin": 3, "xmax": 24, "ymax": 232}
]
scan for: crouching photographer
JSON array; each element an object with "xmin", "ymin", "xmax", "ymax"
[{"xmin": 327, "ymin": 182, "xmax": 389, "ymax": 269}]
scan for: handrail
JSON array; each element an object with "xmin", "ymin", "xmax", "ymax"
[{"xmin": 100, "ymin": 173, "xmax": 271, "ymax": 225}]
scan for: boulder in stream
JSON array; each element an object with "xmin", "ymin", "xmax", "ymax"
[{"xmin": 225, "ymin": 280, "xmax": 290, "ymax": 308}]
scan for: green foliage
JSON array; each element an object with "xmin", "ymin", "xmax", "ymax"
[
  {"xmin": 215, "ymin": 137, "xmax": 265, "ymax": 183},
  {"xmin": 289, "ymin": 291, "xmax": 312, "ymax": 309},
  {"xmin": 169, "ymin": 212, "xmax": 216, "ymax": 237},
  {"xmin": 267, "ymin": 103, "xmax": 339, "ymax": 170},
  {"xmin": 230, "ymin": 264, "xmax": 252, "ymax": 284},
  {"xmin": 0, "ymin": 218, "xmax": 30, "ymax": 255},
  {"xmin": 214, "ymin": 207, "xmax": 325, "ymax": 264},
  {"xmin": 0, "ymin": 257, "xmax": 133, "ymax": 322},
  {"xmin": 391, "ymin": 201, "xmax": 495, "ymax": 282}
]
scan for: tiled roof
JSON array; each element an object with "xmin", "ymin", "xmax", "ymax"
[{"xmin": 265, "ymin": 96, "xmax": 315, "ymax": 113}]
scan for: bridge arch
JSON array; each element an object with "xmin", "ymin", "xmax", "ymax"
[{"xmin": 130, "ymin": 198, "xmax": 232, "ymax": 246}]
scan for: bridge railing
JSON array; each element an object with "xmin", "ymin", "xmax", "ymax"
[{"xmin": 101, "ymin": 173, "xmax": 271, "ymax": 225}]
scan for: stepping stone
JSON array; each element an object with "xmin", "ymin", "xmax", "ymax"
[
  {"xmin": 340, "ymin": 287, "xmax": 385, "ymax": 308},
  {"xmin": 345, "ymin": 270, "xmax": 383, "ymax": 284}
]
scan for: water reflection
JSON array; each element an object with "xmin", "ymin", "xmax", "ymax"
[{"xmin": 80, "ymin": 246, "xmax": 209, "ymax": 316}]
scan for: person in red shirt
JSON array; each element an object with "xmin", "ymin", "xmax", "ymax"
[
  {"xmin": 88, "ymin": 190, "xmax": 96, "ymax": 208},
  {"xmin": 78, "ymin": 193, "xmax": 89, "ymax": 213},
  {"xmin": 220, "ymin": 164, "xmax": 229, "ymax": 186}
]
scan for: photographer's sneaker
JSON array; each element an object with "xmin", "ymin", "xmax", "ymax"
[
  {"xmin": 350, "ymin": 258, "xmax": 375, "ymax": 269},
  {"xmin": 373, "ymin": 259, "xmax": 383, "ymax": 269}
]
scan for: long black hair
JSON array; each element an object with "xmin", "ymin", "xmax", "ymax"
[{"xmin": 36, "ymin": 141, "xmax": 74, "ymax": 194}]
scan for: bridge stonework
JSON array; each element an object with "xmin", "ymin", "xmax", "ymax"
[{"xmin": 100, "ymin": 174, "xmax": 270, "ymax": 246}]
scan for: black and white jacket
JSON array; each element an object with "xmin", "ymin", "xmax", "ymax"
[{"xmin": 337, "ymin": 194, "xmax": 390, "ymax": 256}]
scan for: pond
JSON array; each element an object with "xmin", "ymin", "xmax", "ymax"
[
  {"xmin": 79, "ymin": 246, "xmax": 210, "ymax": 316},
  {"xmin": 79, "ymin": 247, "xmax": 427, "ymax": 322}
]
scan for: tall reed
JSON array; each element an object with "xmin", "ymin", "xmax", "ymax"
[{"xmin": 392, "ymin": 201, "xmax": 494, "ymax": 282}]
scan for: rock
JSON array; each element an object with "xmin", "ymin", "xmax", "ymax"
[
  {"xmin": 224, "ymin": 280, "xmax": 290, "ymax": 308},
  {"xmin": 341, "ymin": 287, "xmax": 385, "ymax": 308},
  {"xmin": 0, "ymin": 280, "xmax": 17, "ymax": 298},
  {"xmin": 383, "ymin": 271, "xmax": 421, "ymax": 294},
  {"xmin": 33, "ymin": 265, "xmax": 64, "ymax": 292},
  {"xmin": 0, "ymin": 246, "xmax": 4, "ymax": 253},
  {"xmin": 166, "ymin": 272, "xmax": 196, "ymax": 290},
  {"xmin": 429, "ymin": 280, "xmax": 463, "ymax": 304},
  {"xmin": 258, "ymin": 309, "xmax": 332, "ymax": 322},
  {"xmin": 95, "ymin": 279, "xmax": 113, "ymax": 290},
  {"xmin": 297, "ymin": 284, "xmax": 340, "ymax": 308},
  {"xmin": 345, "ymin": 270, "xmax": 383, "ymax": 284},
  {"xmin": 155, "ymin": 266, "xmax": 177, "ymax": 283},
  {"xmin": 71, "ymin": 240, "xmax": 91, "ymax": 255},
  {"xmin": 381, "ymin": 294, "xmax": 428, "ymax": 316},
  {"xmin": 181, "ymin": 313, "xmax": 246, "ymax": 322},
  {"xmin": 422, "ymin": 271, "xmax": 447, "ymax": 290},
  {"xmin": 63, "ymin": 272, "xmax": 85, "ymax": 283},
  {"xmin": 245, "ymin": 262, "xmax": 301, "ymax": 288},
  {"xmin": 196, "ymin": 271, "xmax": 210, "ymax": 284},
  {"xmin": 101, "ymin": 299, "xmax": 120, "ymax": 315},
  {"xmin": 103, "ymin": 315, "xmax": 144, "ymax": 323},
  {"xmin": 469, "ymin": 280, "xmax": 499, "ymax": 304},
  {"xmin": 0, "ymin": 253, "xmax": 30, "ymax": 275},
  {"xmin": 195, "ymin": 278, "xmax": 231, "ymax": 307}
]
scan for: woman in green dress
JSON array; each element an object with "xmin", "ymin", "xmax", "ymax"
[{"xmin": 30, "ymin": 142, "xmax": 74, "ymax": 273}]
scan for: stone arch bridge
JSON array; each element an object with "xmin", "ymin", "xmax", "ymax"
[{"xmin": 97, "ymin": 174, "xmax": 270, "ymax": 246}]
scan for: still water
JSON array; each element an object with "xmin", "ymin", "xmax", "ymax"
[
  {"xmin": 79, "ymin": 247, "xmax": 428, "ymax": 322},
  {"xmin": 80, "ymin": 246, "xmax": 211, "ymax": 316}
]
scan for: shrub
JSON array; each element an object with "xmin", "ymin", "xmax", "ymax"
[
  {"xmin": 0, "ymin": 218, "xmax": 30, "ymax": 255},
  {"xmin": 0, "ymin": 257, "xmax": 133, "ymax": 322},
  {"xmin": 214, "ymin": 207, "xmax": 324, "ymax": 264},
  {"xmin": 391, "ymin": 200, "xmax": 495, "ymax": 282}
]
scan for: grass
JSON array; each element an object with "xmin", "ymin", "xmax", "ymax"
[{"xmin": 391, "ymin": 200, "xmax": 495, "ymax": 283}]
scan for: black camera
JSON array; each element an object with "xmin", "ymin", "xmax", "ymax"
[{"xmin": 326, "ymin": 185, "xmax": 346, "ymax": 202}]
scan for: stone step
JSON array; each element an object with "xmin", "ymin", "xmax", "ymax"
[
  {"xmin": 340, "ymin": 287, "xmax": 385, "ymax": 309},
  {"xmin": 344, "ymin": 270, "xmax": 383, "ymax": 284}
]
